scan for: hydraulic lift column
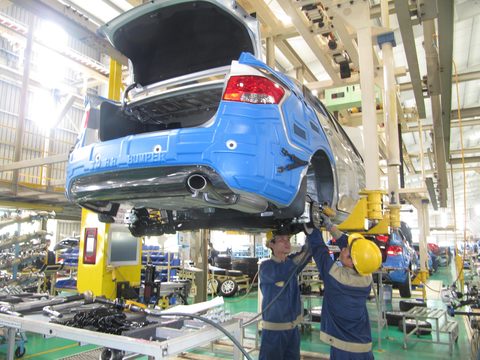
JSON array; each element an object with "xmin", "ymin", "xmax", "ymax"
[{"xmin": 77, "ymin": 209, "xmax": 142, "ymax": 299}]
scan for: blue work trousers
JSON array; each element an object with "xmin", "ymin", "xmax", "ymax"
[
  {"xmin": 331, "ymin": 347, "xmax": 374, "ymax": 360},
  {"xmin": 259, "ymin": 327, "xmax": 300, "ymax": 360}
]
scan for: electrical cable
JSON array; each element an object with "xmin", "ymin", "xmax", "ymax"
[
  {"xmin": 84, "ymin": 292, "xmax": 252, "ymax": 359},
  {"xmin": 146, "ymin": 310, "xmax": 253, "ymax": 360},
  {"xmin": 406, "ymin": 269, "xmax": 442, "ymax": 293},
  {"xmin": 224, "ymin": 270, "xmax": 259, "ymax": 304},
  {"xmin": 241, "ymin": 264, "xmax": 299, "ymax": 328},
  {"xmin": 242, "ymin": 246, "xmax": 311, "ymax": 328}
]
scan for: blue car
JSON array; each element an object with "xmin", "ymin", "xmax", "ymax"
[
  {"xmin": 382, "ymin": 228, "xmax": 417, "ymax": 298},
  {"xmin": 66, "ymin": 0, "xmax": 365, "ymax": 236}
]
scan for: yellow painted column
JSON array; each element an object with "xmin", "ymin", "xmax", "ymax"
[
  {"xmin": 455, "ymin": 253, "xmax": 464, "ymax": 292},
  {"xmin": 108, "ymin": 59, "xmax": 123, "ymax": 101},
  {"xmin": 77, "ymin": 59, "xmax": 137, "ymax": 299},
  {"xmin": 77, "ymin": 209, "xmax": 142, "ymax": 299}
]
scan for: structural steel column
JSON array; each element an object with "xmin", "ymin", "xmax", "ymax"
[
  {"xmin": 12, "ymin": 14, "xmax": 34, "ymax": 192},
  {"xmin": 415, "ymin": 198, "xmax": 430, "ymax": 273},
  {"xmin": 357, "ymin": 25, "xmax": 380, "ymax": 190},
  {"xmin": 327, "ymin": 0, "xmax": 381, "ymax": 189},
  {"xmin": 382, "ymin": 39, "xmax": 401, "ymax": 204},
  {"xmin": 189, "ymin": 230, "xmax": 208, "ymax": 303},
  {"xmin": 423, "ymin": 18, "xmax": 448, "ymax": 208},
  {"xmin": 266, "ymin": 36, "xmax": 275, "ymax": 68},
  {"xmin": 379, "ymin": 0, "xmax": 400, "ymax": 210}
]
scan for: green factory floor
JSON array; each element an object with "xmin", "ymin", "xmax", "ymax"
[{"xmin": 0, "ymin": 264, "xmax": 472, "ymax": 360}]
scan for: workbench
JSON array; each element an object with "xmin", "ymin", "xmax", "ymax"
[
  {"xmin": 0, "ymin": 311, "xmax": 252, "ymax": 360},
  {"xmin": 401, "ymin": 306, "xmax": 459, "ymax": 355}
]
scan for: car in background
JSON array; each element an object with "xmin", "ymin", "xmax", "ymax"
[
  {"xmin": 65, "ymin": 0, "xmax": 365, "ymax": 236},
  {"xmin": 437, "ymin": 246, "xmax": 452, "ymax": 267},
  {"xmin": 427, "ymin": 243, "xmax": 441, "ymax": 272},
  {"xmin": 378, "ymin": 226, "xmax": 418, "ymax": 298},
  {"xmin": 413, "ymin": 243, "xmax": 436, "ymax": 274}
]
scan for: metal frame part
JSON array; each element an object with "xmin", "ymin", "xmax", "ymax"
[{"xmin": 0, "ymin": 313, "xmax": 245, "ymax": 360}]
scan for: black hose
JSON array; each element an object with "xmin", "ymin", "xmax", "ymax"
[{"xmin": 146, "ymin": 310, "xmax": 252, "ymax": 360}]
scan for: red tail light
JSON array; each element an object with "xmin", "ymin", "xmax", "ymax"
[
  {"xmin": 376, "ymin": 235, "xmax": 388, "ymax": 243},
  {"xmin": 82, "ymin": 104, "xmax": 91, "ymax": 129},
  {"xmin": 223, "ymin": 75, "xmax": 285, "ymax": 104},
  {"xmin": 387, "ymin": 245, "xmax": 403, "ymax": 256}
]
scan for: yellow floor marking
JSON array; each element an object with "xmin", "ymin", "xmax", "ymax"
[{"xmin": 23, "ymin": 343, "xmax": 79, "ymax": 359}]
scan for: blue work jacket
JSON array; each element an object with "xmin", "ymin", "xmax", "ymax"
[
  {"xmin": 308, "ymin": 229, "xmax": 373, "ymax": 354},
  {"xmin": 259, "ymin": 242, "xmax": 312, "ymax": 326}
]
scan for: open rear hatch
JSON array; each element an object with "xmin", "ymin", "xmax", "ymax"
[{"xmin": 99, "ymin": 0, "xmax": 261, "ymax": 86}]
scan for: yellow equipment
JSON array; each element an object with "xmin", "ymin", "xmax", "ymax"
[
  {"xmin": 77, "ymin": 209, "xmax": 142, "ymax": 299},
  {"xmin": 125, "ymin": 300, "xmax": 147, "ymax": 311},
  {"xmin": 348, "ymin": 233, "xmax": 382, "ymax": 276}
]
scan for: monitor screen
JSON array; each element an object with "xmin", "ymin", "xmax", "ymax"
[{"xmin": 108, "ymin": 225, "xmax": 140, "ymax": 266}]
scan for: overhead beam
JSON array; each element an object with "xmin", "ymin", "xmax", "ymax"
[
  {"xmin": 62, "ymin": 0, "xmax": 105, "ymax": 26},
  {"xmin": 425, "ymin": 177, "xmax": 438, "ymax": 210},
  {"xmin": 370, "ymin": 1, "xmax": 396, "ymax": 19},
  {"xmin": 423, "ymin": 16, "xmax": 448, "ymax": 208},
  {"xmin": 101, "ymin": 0, "xmax": 126, "ymax": 14},
  {"xmin": 0, "ymin": 153, "xmax": 69, "ymax": 172},
  {"xmin": 329, "ymin": 16, "xmax": 359, "ymax": 70},
  {"xmin": 11, "ymin": 0, "xmax": 128, "ymax": 65},
  {"xmin": 399, "ymin": 70, "xmax": 480, "ymax": 92},
  {"xmin": 125, "ymin": 0, "xmax": 142, "ymax": 7},
  {"xmin": 307, "ymin": 65, "xmax": 406, "ymax": 91},
  {"xmin": 238, "ymin": 0, "xmax": 317, "ymax": 83},
  {"xmin": 437, "ymin": 0, "xmax": 454, "ymax": 159},
  {"xmin": 394, "ymin": 0, "xmax": 426, "ymax": 118},
  {"xmin": 0, "ymin": 200, "xmax": 64, "ymax": 211},
  {"xmin": 277, "ymin": 0, "xmax": 341, "ymax": 84},
  {"xmin": 449, "ymin": 156, "xmax": 480, "ymax": 165},
  {"xmin": 274, "ymin": 40, "xmax": 317, "ymax": 82},
  {"xmin": 451, "ymin": 106, "xmax": 480, "ymax": 120},
  {"xmin": 404, "ymin": 111, "xmax": 480, "ymax": 132}
]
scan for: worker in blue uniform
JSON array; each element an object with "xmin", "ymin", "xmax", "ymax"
[
  {"xmin": 258, "ymin": 228, "xmax": 313, "ymax": 360},
  {"xmin": 306, "ymin": 214, "xmax": 382, "ymax": 360}
]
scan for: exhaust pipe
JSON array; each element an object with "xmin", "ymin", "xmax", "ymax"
[
  {"xmin": 187, "ymin": 174, "xmax": 208, "ymax": 193},
  {"xmin": 186, "ymin": 173, "xmax": 268, "ymax": 213}
]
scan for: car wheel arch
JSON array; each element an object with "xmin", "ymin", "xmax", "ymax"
[{"xmin": 307, "ymin": 150, "xmax": 335, "ymax": 207}]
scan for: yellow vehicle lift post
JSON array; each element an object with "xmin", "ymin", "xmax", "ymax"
[
  {"xmin": 77, "ymin": 60, "xmax": 142, "ymax": 299},
  {"xmin": 77, "ymin": 209, "xmax": 142, "ymax": 299},
  {"xmin": 337, "ymin": 189, "xmax": 386, "ymax": 233},
  {"xmin": 335, "ymin": 190, "xmax": 425, "ymax": 298}
]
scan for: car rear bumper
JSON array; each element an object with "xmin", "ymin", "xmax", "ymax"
[{"xmin": 66, "ymin": 101, "xmax": 309, "ymax": 207}]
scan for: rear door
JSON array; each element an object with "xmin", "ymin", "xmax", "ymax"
[{"xmin": 305, "ymin": 92, "xmax": 365, "ymax": 212}]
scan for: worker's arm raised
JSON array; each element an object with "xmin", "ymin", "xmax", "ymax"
[
  {"xmin": 289, "ymin": 237, "xmax": 315, "ymax": 274},
  {"xmin": 320, "ymin": 213, "xmax": 344, "ymax": 241},
  {"xmin": 306, "ymin": 229, "xmax": 334, "ymax": 278}
]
